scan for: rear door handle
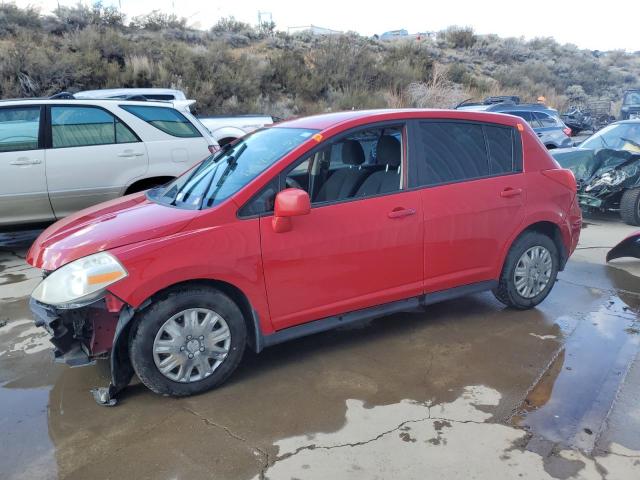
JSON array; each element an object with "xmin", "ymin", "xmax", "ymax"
[
  {"xmin": 500, "ymin": 188, "xmax": 523, "ymax": 198},
  {"xmin": 388, "ymin": 207, "xmax": 416, "ymax": 219}
]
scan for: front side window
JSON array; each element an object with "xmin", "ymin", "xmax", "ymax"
[
  {"xmin": 286, "ymin": 126, "xmax": 404, "ymax": 204},
  {"xmin": 0, "ymin": 106, "xmax": 40, "ymax": 152},
  {"xmin": 121, "ymin": 105, "xmax": 201, "ymax": 138},
  {"xmin": 239, "ymin": 125, "xmax": 405, "ymax": 217},
  {"xmin": 51, "ymin": 106, "xmax": 138, "ymax": 148},
  {"xmin": 148, "ymin": 127, "xmax": 317, "ymax": 210},
  {"xmin": 506, "ymin": 111, "xmax": 541, "ymax": 129}
]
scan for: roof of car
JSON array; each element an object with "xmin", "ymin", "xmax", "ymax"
[
  {"xmin": 0, "ymin": 98, "xmax": 180, "ymax": 108},
  {"xmin": 276, "ymin": 108, "xmax": 525, "ymax": 131}
]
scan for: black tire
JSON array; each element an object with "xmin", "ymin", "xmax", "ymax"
[
  {"xmin": 620, "ymin": 188, "xmax": 640, "ymax": 226},
  {"xmin": 129, "ymin": 286, "xmax": 247, "ymax": 397},
  {"xmin": 493, "ymin": 231, "xmax": 559, "ymax": 310}
]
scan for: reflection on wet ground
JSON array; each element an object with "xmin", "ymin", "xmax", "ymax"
[{"xmin": 1, "ymin": 220, "xmax": 639, "ymax": 479}]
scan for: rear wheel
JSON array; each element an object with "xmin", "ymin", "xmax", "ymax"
[
  {"xmin": 129, "ymin": 286, "xmax": 246, "ymax": 396},
  {"xmin": 620, "ymin": 188, "xmax": 640, "ymax": 226},
  {"xmin": 493, "ymin": 232, "xmax": 559, "ymax": 309}
]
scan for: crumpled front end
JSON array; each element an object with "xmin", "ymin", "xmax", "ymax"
[
  {"xmin": 30, "ymin": 293, "xmax": 123, "ymax": 367},
  {"xmin": 552, "ymin": 148, "xmax": 640, "ymax": 210}
]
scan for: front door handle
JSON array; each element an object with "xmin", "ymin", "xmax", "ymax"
[
  {"xmin": 388, "ymin": 207, "xmax": 416, "ymax": 219},
  {"xmin": 118, "ymin": 151, "xmax": 144, "ymax": 158},
  {"xmin": 500, "ymin": 188, "xmax": 523, "ymax": 198},
  {"xmin": 10, "ymin": 157, "xmax": 36, "ymax": 165}
]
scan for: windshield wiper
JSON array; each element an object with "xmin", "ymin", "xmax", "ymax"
[{"xmin": 199, "ymin": 143, "xmax": 247, "ymax": 209}]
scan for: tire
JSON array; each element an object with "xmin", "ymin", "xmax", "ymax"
[
  {"xmin": 493, "ymin": 231, "xmax": 559, "ymax": 310},
  {"xmin": 129, "ymin": 286, "xmax": 247, "ymax": 397},
  {"xmin": 620, "ymin": 188, "xmax": 640, "ymax": 226}
]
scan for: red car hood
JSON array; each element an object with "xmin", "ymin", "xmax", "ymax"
[{"xmin": 27, "ymin": 193, "xmax": 197, "ymax": 271}]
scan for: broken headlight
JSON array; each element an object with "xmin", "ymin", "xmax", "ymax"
[{"xmin": 585, "ymin": 170, "xmax": 628, "ymax": 192}]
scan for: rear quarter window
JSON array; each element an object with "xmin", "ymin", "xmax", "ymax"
[{"xmin": 120, "ymin": 105, "xmax": 201, "ymax": 138}]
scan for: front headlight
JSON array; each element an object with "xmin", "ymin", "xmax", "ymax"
[{"xmin": 32, "ymin": 252, "xmax": 128, "ymax": 309}]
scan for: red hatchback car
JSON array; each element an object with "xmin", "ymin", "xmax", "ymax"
[{"xmin": 27, "ymin": 109, "xmax": 581, "ymax": 404}]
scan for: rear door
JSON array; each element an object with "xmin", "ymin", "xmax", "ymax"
[
  {"xmin": 119, "ymin": 105, "xmax": 211, "ymax": 169},
  {"xmin": 45, "ymin": 105, "xmax": 149, "ymax": 218},
  {"xmin": 409, "ymin": 120, "xmax": 525, "ymax": 292},
  {"xmin": 0, "ymin": 105, "xmax": 54, "ymax": 226},
  {"xmin": 533, "ymin": 112, "xmax": 567, "ymax": 147}
]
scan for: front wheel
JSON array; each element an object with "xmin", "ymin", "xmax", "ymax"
[
  {"xmin": 620, "ymin": 188, "xmax": 640, "ymax": 226},
  {"xmin": 493, "ymin": 232, "xmax": 559, "ymax": 309},
  {"xmin": 129, "ymin": 286, "xmax": 246, "ymax": 397}
]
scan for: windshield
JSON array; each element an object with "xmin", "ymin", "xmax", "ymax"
[
  {"xmin": 624, "ymin": 92, "xmax": 640, "ymax": 106},
  {"xmin": 580, "ymin": 123, "xmax": 640, "ymax": 152},
  {"xmin": 147, "ymin": 127, "xmax": 318, "ymax": 209}
]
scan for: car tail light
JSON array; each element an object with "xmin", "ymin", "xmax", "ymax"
[
  {"xmin": 208, "ymin": 144, "xmax": 220, "ymax": 154},
  {"xmin": 541, "ymin": 168, "xmax": 576, "ymax": 193},
  {"xmin": 563, "ymin": 127, "xmax": 572, "ymax": 137}
]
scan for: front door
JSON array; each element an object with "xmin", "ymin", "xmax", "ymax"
[
  {"xmin": 0, "ymin": 105, "xmax": 54, "ymax": 226},
  {"xmin": 258, "ymin": 124, "xmax": 424, "ymax": 330},
  {"xmin": 45, "ymin": 105, "xmax": 149, "ymax": 218}
]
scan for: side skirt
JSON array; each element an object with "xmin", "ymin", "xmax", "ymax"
[{"xmin": 258, "ymin": 280, "xmax": 497, "ymax": 351}]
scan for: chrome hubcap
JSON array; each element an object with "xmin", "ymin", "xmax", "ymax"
[
  {"xmin": 153, "ymin": 308, "xmax": 231, "ymax": 383},
  {"xmin": 514, "ymin": 246, "xmax": 553, "ymax": 299}
]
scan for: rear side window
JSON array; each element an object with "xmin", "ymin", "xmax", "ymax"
[
  {"xmin": 534, "ymin": 112, "xmax": 558, "ymax": 128},
  {"xmin": 413, "ymin": 121, "xmax": 488, "ymax": 186},
  {"xmin": 0, "ymin": 106, "xmax": 40, "ymax": 152},
  {"xmin": 506, "ymin": 111, "xmax": 541, "ymax": 129},
  {"xmin": 121, "ymin": 105, "xmax": 201, "ymax": 138},
  {"xmin": 51, "ymin": 106, "xmax": 138, "ymax": 148},
  {"xmin": 412, "ymin": 121, "xmax": 521, "ymax": 187}
]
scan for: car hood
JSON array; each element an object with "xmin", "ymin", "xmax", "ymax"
[{"xmin": 27, "ymin": 193, "xmax": 197, "ymax": 271}]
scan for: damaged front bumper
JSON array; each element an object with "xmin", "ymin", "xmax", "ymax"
[
  {"xmin": 30, "ymin": 294, "xmax": 137, "ymax": 406},
  {"xmin": 30, "ymin": 297, "xmax": 119, "ymax": 366}
]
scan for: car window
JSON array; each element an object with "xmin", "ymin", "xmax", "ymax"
[
  {"xmin": 120, "ymin": 105, "xmax": 201, "ymax": 138},
  {"xmin": 505, "ymin": 111, "xmax": 541, "ymax": 129},
  {"xmin": 485, "ymin": 125, "xmax": 515, "ymax": 175},
  {"xmin": 580, "ymin": 123, "xmax": 640, "ymax": 151},
  {"xmin": 51, "ymin": 106, "xmax": 138, "ymax": 148},
  {"xmin": 285, "ymin": 125, "xmax": 404, "ymax": 205},
  {"xmin": 412, "ymin": 121, "xmax": 489, "ymax": 186},
  {"xmin": 0, "ymin": 106, "xmax": 40, "ymax": 152},
  {"xmin": 149, "ymin": 127, "xmax": 317, "ymax": 210},
  {"xmin": 534, "ymin": 112, "xmax": 558, "ymax": 128}
]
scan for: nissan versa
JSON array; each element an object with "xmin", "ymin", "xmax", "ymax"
[{"xmin": 27, "ymin": 109, "xmax": 582, "ymax": 405}]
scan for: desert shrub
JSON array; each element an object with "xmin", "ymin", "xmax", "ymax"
[
  {"xmin": 0, "ymin": 4, "xmax": 41, "ymax": 36},
  {"xmin": 130, "ymin": 11, "xmax": 186, "ymax": 31},
  {"xmin": 439, "ymin": 26, "xmax": 476, "ymax": 49}
]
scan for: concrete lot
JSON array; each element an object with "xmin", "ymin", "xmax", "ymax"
[{"xmin": 0, "ymin": 214, "xmax": 639, "ymax": 480}]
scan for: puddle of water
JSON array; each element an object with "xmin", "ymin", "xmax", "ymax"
[
  {"xmin": 512, "ymin": 299, "xmax": 640, "ymax": 452},
  {"xmin": 0, "ymin": 384, "xmax": 57, "ymax": 480}
]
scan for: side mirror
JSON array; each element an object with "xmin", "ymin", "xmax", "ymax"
[{"xmin": 272, "ymin": 188, "xmax": 310, "ymax": 233}]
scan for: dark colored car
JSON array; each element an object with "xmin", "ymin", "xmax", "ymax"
[
  {"xmin": 551, "ymin": 120, "xmax": 640, "ymax": 225},
  {"xmin": 26, "ymin": 109, "xmax": 581, "ymax": 404},
  {"xmin": 456, "ymin": 101, "xmax": 572, "ymax": 149},
  {"xmin": 620, "ymin": 89, "xmax": 640, "ymax": 120}
]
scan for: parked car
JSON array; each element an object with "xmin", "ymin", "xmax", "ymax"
[
  {"xmin": 0, "ymin": 98, "xmax": 216, "ymax": 228},
  {"xmin": 27, "ymin": 109, "xmax": 581, "ymax": 404},
  {"xmin": 198, "ymin": 115, "xmax": 274, "ymax": 146},
  {"xmin": 74, "ymin": 88, "xmax": 275, "ymax": 146},
  {"xmin": 551, "ymin": 120, "xmax": 640, "ymax": 225},
  {"xmin": 620, "ymin": 89, "xmax": 640, "ymax": 120},
  {"xmin": 457, "ymin": 100, "xmax": 572, "ymax": 149}
]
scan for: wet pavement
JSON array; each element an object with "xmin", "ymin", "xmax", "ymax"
[{"xmin": 0, "ymin": 216, "xmax": 639, "ymax": 480}]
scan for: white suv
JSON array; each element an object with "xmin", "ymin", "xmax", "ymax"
[{"xmin": 0, "ymin": 98, "xmax": 217, "ymax": 227}]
